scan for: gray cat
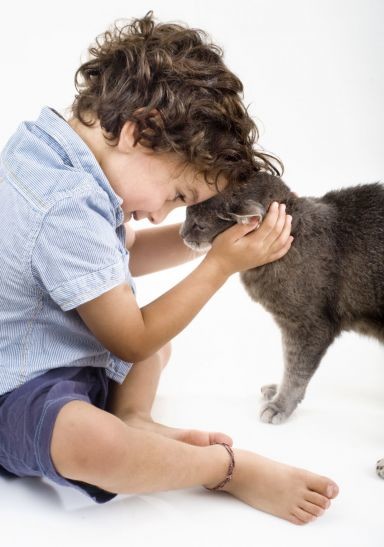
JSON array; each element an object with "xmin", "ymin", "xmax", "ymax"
[{"xmin": 180, "ymin": 172, "xmax": 384, "ymax": 478}]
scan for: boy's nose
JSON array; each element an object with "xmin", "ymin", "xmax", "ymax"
[
  {"xmin": 149, "ymin": 210, "xmax": 167, "ymax": 224},
  {"xmin": 149, "ymin": 202, "xmax": 176, "ymax": 224}
]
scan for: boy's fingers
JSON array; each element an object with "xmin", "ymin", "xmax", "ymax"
[
  {"xmin": 257, "ymin": 201, "xmax": 280, "ymax": 237},
  {"xmin": 268, "ymin": 236, "xmax": 294, "ymax": 262},
  {"xmin": 228, "ymin": 219, "xmax": 260, "ymax": 242},
  {"xmin": 269, "ymin": 203, "xmax": 287, "ymax": 239},
  {"xmin": 270, "ymin": 213, "xmax": 292, "ymax": 248}
]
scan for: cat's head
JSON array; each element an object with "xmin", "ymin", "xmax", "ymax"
[{"xmin": 180, "ymin": 173, "xmax": 291, "ymax": 252}]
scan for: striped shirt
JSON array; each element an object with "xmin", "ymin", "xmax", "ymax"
[{"xmin": 0, "ymin": 107, "xmax": 134, "ymax": 396}]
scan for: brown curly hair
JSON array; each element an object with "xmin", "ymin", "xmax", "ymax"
[{"xmin": 72, "ymin": 11, "xmax": 283, "ymax": 186}]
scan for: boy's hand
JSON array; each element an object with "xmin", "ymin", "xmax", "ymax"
[{"xmin": 206, "ymin": 202, "xmax": 293, "ymax": 277}]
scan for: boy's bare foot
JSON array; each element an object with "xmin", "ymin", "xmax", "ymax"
[
  {"xmin": 122, "ymin": 413, "xmax": 338, "ymax": 525},
  {"xmin": 122, "ymin": 413, "xmax": 233, "ymax": 447},
  {"xmin": 207, "ymin": 449, "xmax": 338, "ymax": 525}
]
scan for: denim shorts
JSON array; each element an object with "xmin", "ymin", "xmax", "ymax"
[{"xmin": 0, "ymin": 366, "xmax": 117, "ymax": 503}]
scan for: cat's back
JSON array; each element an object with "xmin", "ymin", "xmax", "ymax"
[
  {"xmin": 321, "ymin": 182, "xmax": 384, "ymax": 318},
  {"xmin": 320, "ymin": 182, "xmax": 384, "ymax": 270},
  {"xmin": 321, "ymin": 182, "xmax": 384, "ymax": 236},
  {"xmin": 242, "ymin": 181, "xmax": 384, "ymax": 319}
]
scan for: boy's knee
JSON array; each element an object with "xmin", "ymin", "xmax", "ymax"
[{"xmin": 51, "ymin": 400, "xmax": 127, "ymax": 484}]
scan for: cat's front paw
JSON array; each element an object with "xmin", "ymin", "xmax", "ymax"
[
  {"xmin": 261, "ymin": 384, "xmax": 278, "ymax": 401},
  {"xmin": 376, "ymin": 458, "xmax": 384, "ymax": 478},
  {"xmin": 260, "ymin": 401, "xmax": 289, "ymax": 424}
]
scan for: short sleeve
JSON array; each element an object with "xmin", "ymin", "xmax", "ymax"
[{"xmin": 31, "ymin": 186, "xmax": 126, "ymax": 311}]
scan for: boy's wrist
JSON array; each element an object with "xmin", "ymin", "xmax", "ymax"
[{"xmin": 201, "ymin": 254, "xmax": 233, "ymax": 283}]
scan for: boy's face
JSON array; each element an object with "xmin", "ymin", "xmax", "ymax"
[
  {"xmin": 102, "ymin": 145, "xmax": 220, "ymax": 224},
  {"xmin": 69, "ymin": 117, "xmax": 224, "ymax": 224},
  {"xmin": 97, "ymin": 121, "xmax": 223, "ymax": 224}
]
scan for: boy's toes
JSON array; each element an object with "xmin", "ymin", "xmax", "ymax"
[
  {"xmin": 291, "ymin": 508, "xmax": 316, "ymax": 525},
  {"xmin": 305, "ymin": 491, "xmax": 331, "ymax": 510},
  {"xmin": 326, "ymin": 482, "xmax": 339, "ymax": 499},
  {"xmin": 308, "ymin": 476, "xmax": 339, "ymax": 499},
  {"xmin": 208, "ymin": 431, "xmax": 233, "ymax": 446},
  {"xmin": 300, "ymin": 501, "xmax": 325, "ymax": 518},
  {"xmin": 180, "ymin": 429, "xmax": 233, "ymax": 447},
  {"xmin": 288, "ymin": 514, "xmax": 307, "ymax": 526}
]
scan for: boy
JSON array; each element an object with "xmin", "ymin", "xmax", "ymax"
[{"xmin": 0, "ymin": 12, "xmax": 338, "ymax": 524}]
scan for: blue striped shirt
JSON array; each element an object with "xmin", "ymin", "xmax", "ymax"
[{"xmin": 0, "ymin": 107, "xmax": 134, "ymax": 396}]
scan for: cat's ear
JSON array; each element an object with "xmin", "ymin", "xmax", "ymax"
[{"xmin": 218, "ymin": 200, "xmax": 265, "ymax": 225}]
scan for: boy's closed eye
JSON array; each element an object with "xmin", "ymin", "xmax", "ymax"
[{"xmin": 173, "ymin": 193, "xmax": 187, "ymax": 203}]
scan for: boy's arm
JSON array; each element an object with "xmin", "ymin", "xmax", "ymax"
[
  {"xmin": 77, "ymin": 254, "xmax": 227, "ymax": 363},
  {"xmin": 127, "ymin": 223, "xmax": 203, "ymax": 276},
  {"xmin": 77, "ymin": 204, "xmax": 292, "ymax": 363}
]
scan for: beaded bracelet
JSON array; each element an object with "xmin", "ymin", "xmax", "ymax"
[{"xmin": 205, "ymin": 442, "xmax": 235, "ymax": 491}]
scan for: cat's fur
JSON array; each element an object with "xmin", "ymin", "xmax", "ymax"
[{"xmin": 180, "ymin": 172, "xmax": 384, "ymax": 478}]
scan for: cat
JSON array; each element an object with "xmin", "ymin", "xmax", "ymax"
[{"xmin": 180, "ymin": 172, "xmax": 384, "ymax": 478}]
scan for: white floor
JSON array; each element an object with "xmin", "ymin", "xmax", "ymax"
[
  {"xmin": 1, "ymin": 0, "xmax": 383, "ymax": 545},
  {"xmin": 1, "ymin": 267, "xmax": 383, "ymax": 547}
]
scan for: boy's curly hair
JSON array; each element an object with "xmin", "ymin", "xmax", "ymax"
[{"xmin": 72, "ymin": 11, "xmax": 283, "ymax": 186}]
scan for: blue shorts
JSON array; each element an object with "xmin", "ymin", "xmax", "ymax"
[{"xmin": 0, "ymin": 366, "xmax": 117, "ymax": 503}]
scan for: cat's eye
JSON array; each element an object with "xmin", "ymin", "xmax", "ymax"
[{"xmin": 194, "ymin": 223, "xmax": 205, "ymax": 231}]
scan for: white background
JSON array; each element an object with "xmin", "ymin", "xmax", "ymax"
[{"xmin": 0, "ymin": 1, "xmax": 383, "ymax": 546}]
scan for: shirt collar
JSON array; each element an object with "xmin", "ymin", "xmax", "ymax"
[{"xmin": 35, "ymin": 107, "xmax": 124, "ymax": 225}]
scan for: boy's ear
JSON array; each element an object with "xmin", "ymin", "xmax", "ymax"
[
  {"xmin": 118, "ymin": 109, "xmax": 163, "ymax": 152},
  {"xmin": 117, "ymin": 121, "xmax": 137, "ymax": 152},
  {"xmin": 217, "ymin": 200, "xmax": 266, "ymax": 225}
]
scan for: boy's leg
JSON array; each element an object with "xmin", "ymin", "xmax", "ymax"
[
  {"xmin": 51, "ymin": 400, "xmax": 339, "ymax": 525},
  {"xmin": 107, "ymin": 344, "xmax": 233, "ymax": 446},
  {"xmin": 107, "ymin": 344, "xmax": 171, "ymax": 421}
]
